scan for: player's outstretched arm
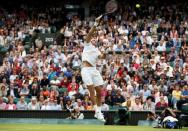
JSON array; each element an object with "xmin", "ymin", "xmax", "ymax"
[{"xmin": 85, "ymin": 15, "xmax": 103, "ymax": 43}]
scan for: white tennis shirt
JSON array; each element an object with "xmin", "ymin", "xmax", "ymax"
[{"xmin": 82, "ymin": 42, "xmax": 101, "ymax": 67}]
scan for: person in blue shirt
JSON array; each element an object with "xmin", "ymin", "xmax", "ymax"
[
  {"xmin": 64, "ymin": 66, "xmax": 73, "ymax": 79},
  {"xmin": 177, "ymin": 85, "xmax": 188, "ymax": 110}
]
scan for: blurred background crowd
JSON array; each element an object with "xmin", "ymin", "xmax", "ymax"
[{"xmin": 0, "ymin": 0, "xmax": 188, "ymax": 114}]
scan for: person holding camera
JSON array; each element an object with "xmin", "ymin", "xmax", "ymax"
[{"xmin": 68, "ymin": 106, "xmax": 84, "ymax": 119}]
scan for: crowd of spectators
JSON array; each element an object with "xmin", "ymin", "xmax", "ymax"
[{"xmin": 0, "ymin": 0, "xmax": 188, "ymax": 115}]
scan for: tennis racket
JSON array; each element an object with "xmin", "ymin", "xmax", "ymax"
[{"xmin": 103, "ymin": 0, "xmax": 118, "ymax": 16}]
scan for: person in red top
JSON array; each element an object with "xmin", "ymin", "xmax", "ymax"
[
  {"xmin": 60, "ymin": 76, "xmax": 69, "ymax": 88},
  {"xmin": 67, "ymin": 77, "xmax": 79, "ymax": 92},
  {"xmin": 14, "ymin": 76, "xmax": 22, "ymax": 88},
  {"xmin": 156, "ymin": 97, "xmax": 168, "ymax": 110}
]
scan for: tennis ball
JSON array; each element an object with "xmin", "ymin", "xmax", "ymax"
[{"xmin": 136, "ymin": 4, "xmax": 140, "ymax": 8}]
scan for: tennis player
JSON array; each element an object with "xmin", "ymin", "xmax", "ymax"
[{"xmin": 81, "ymin": 15, "xmax": 106, "ymax": 122}]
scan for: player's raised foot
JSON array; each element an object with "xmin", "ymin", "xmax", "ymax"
[{"xmin": 94, "ymin": 112, "xmax": 106, "ymax": 122}]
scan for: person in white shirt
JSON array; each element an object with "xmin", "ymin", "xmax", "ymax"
[
  {"xmin": 27, "ymin": 97, "xmax": 40, "ymax": 110},
  {"xmin": 50, "ymin": 75, "xmax": 60, "ymax": 91},
  {"xmin": 52, "ymin": 99, "xmax": 62, "ymax": 110},
  {"xmin": 106, "ymin": 79, "xmax": 118, "ymax": 91},
  {"xmin": 72, "ymin": 55, "xmax": 82, "ymax": 68},
  {"xmin": 153, "ymin": 50, "xmax": 160, "ymax": 63},
  {"xmin": 81, "ymin": 15, "xmax": 105, "ymax": 122},
  {"xmin": 101, "ymin": 99, "xmax": 109, "ymax": 111},
  {"xmin": 41, "ymin": 99, "xmax": 52, "ymax": 110},
  {"xmin": 156, "ymin": 40, "xmax": 166, "ymax": 52},
  {"xmin": 130, "ymin": 97, "xmax": 143, "ymax": 111}
]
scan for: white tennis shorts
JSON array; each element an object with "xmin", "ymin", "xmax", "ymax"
[{"xmin": 81, "ymin": 67, "xmax": 104, "ymax": 87}]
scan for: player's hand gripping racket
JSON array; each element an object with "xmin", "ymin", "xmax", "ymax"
[{"xmin": 95, "ymin": 0, "xmax": 118, "ymax": 24}]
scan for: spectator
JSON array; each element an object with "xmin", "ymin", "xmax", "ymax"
[
  {"xmin": 155, "ymin": 97, "xmax": 168, "ymax": 110},
  {"xmin": 41, "ymin": 99, "xmax": 52, "ymax": 110},
  {"xmin": 50, "ymin": 75, "xmax": 60, "ymax": 91},
  {"xmin": 7, "ymin": 82, "xmax": 19, "ymax": 98},
  {"xmin": 177, "ymin": 85, "xmax": 188, "ymax": 110},
  {"xmin": 143, "ymin": 97, "xmax": 155, "ymax": 113},
  {"xmin": 30, "ymin": 84, "xmax": 40, "ymax": 98},
  {"xmin": 65, "ymin": 99, "xmax": 74, "ymax": 112},
  {"xmin": 130, "ymin": 97, "xmax": 143, "ymax": 111},
  {"xmin": 101, "ymin": 98, "xmax": 109, "ymax": 111},
  {"xmin": 68, "ymin": 106, "xmax": 84, "ymax": 119},
  {"xmin": 155, "ymin": 91, "xmax": 168, "ymax": 105},
  {"xmin": 19, "ymin": 83, "xmax": 30, "ymax": 98},
  {"xmin": 5, "ymin": 97, "xmax": 16, "ymax": 110},
  {"xmin": 40, "ymin": 74, "xmax": 50, "ymax": 88},
  {"xmin": 41, "ymin": 87, "xmax": 50, "ymax": 98},
  {"xmin": 0, "ymin": 96, "xmax": 6, "ymax": 110},
  {"xmin": 114, "ymin": 90, "xmax": 125, "ymax": 106},
  {"xmin": 0, "ymin": 84, "xmax": 8, "ymax": 97},
  {"xmin": 171, "ymin": 85, "xmax": 182, "ymax": 109},
  {"xmin": 16, "ymin": 96, "xmax": 28, "ymax": 110},
  {"xmin": 140, "ymin": 84, "xmax": 151, "ymax": 101},
  {"xmin": 27, "ymin": 97, "xmax": 40, "ymax": 110},
  {"xmin": 122, "ymin": 98, "xmax": 132, "ymax": 110},
  {"xmin": 38, "ymin": 95, "xmax": 45, "ymax": 109},
  {"xmin": 76, "ymin": 99, "xmax": 84, "ymax": 111}
]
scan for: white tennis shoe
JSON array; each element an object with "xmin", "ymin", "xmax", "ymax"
[{"xmin": 94, "ymin": 112, "xmax": 106, "ymax": 122}]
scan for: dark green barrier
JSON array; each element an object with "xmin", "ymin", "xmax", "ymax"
[{"xmin": 0, "ymin": 110, "xmax": 149, "ymax": 125}]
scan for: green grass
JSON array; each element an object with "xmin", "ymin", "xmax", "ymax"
[{"xmin": 0, "ymin": 124, "xmax": 187, "ymax": 131}]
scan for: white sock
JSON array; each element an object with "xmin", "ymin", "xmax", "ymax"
[{"xmin": 97, "ymin": 106, "xmax": 101, "ymax": 113}]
